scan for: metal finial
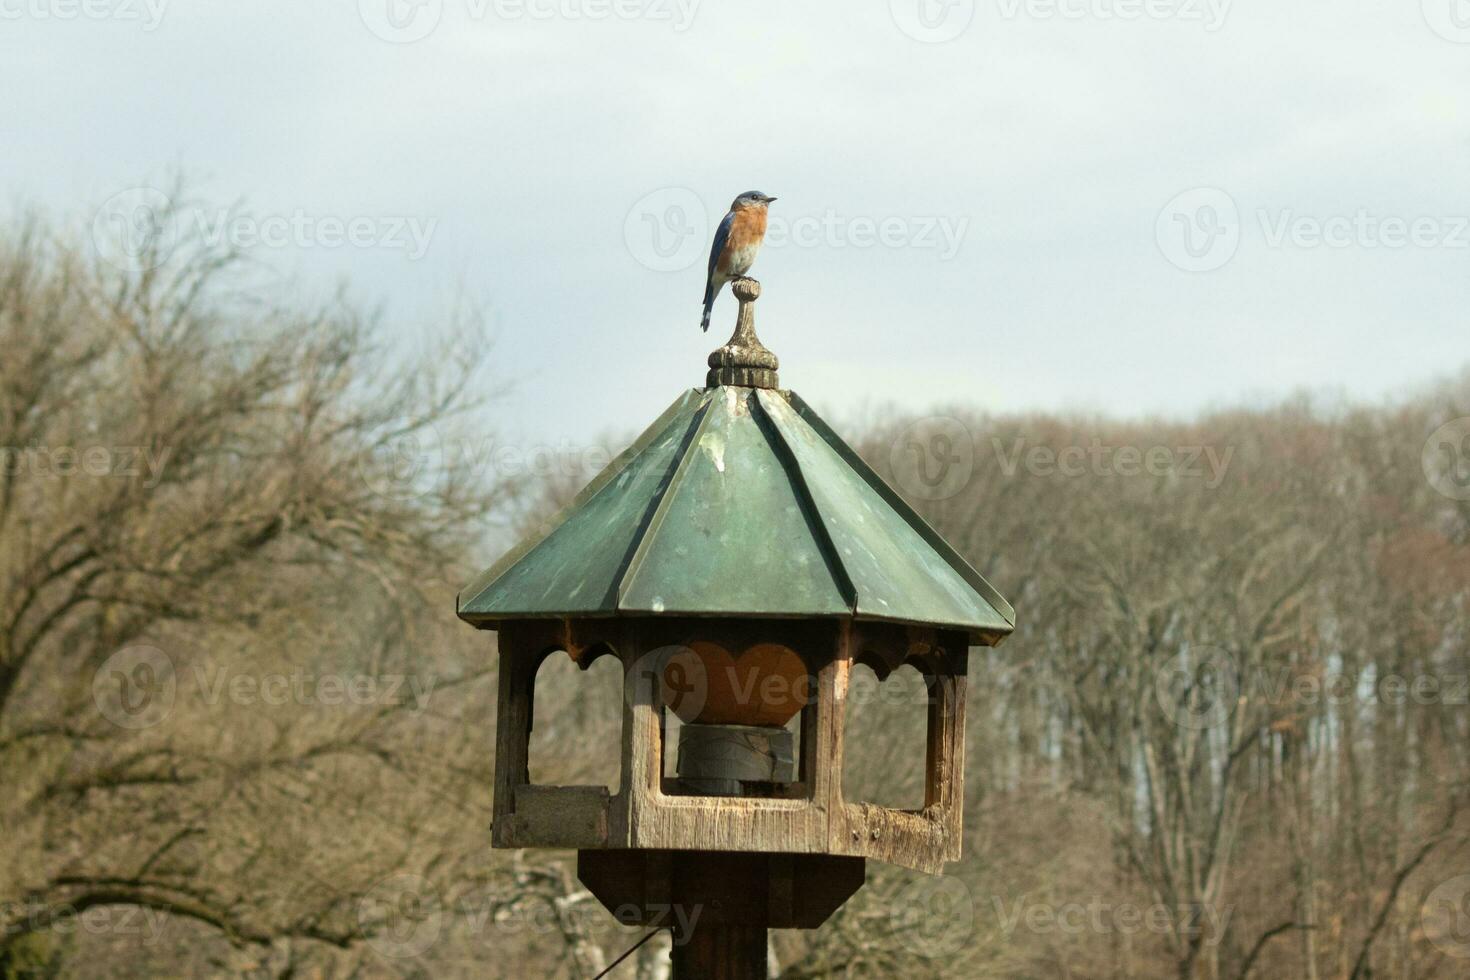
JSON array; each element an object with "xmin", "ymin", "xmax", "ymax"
[{"xmin": 706, "ymin": 277, "xmax": 779, "ymax": 390}]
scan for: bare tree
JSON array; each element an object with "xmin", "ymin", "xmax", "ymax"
[{"xmin": 0, "ymin": 201, "xmax": 511, "ymax": 972}]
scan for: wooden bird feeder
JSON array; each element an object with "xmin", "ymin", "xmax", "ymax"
[{"xmin": 457, "ymin": 278, "xmax": 1014, "ymax": 978}]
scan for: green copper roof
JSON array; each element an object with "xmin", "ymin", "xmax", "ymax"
[{"xmin": 457, "ymin": 387, "xmax": 1014, "ymax": 644}]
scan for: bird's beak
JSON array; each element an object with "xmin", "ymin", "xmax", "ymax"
[{"xmin": 762, "ymin": 195, "xmax": 778, "ymax": 204}]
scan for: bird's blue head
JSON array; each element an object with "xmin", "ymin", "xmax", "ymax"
[{"xmin": 731, "ymin": 190, "xmax": 777, "ymax": 210}]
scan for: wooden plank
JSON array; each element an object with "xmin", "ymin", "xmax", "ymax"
[
  {"xmin": 927, "ymin": 644, "xmax": 968, "ymax": 862},
  {"xmin": 490, "ymin": 631, "xmax": 534, "ymax": 849},
  {"xmin": 510, "ymin": 785, "xmax": 609, "ymax": 848},
  {"xmin": 836, "ymin": 803, "xmax": 949, "ymax": 874},
  {"xmin": 617, "ymin": 622, "xmax": 664, "ymax": 849},
  {"xmin": 825, "ymin": 624, "xmax": 855, "ymax": 856},
  {"xmin": 629, "ymin": 796, "xmax": 829, "ymax": 853}
]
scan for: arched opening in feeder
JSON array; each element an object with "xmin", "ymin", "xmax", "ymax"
[
  {"xmin": 528, "ymin": 644, "xmax": 622, "ymax": 792},
  {"xmin": 842, "ymin": 661, "xmax": 930, "ymax": 811}
]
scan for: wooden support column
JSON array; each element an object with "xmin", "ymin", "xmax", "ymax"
[
  {"xmin": 673, "ymin": 922, "xmax": 767, "ymax": 980},
  {"xmin": 926, "ymin": 645, "xmax": 969, "ymax": 862},
  {"xmin": 491, "ymin": 630, "xmax": 537, "ymax": 848}
]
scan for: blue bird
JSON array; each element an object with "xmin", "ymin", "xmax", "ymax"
[{"xmin": 701, "ymin": 191, "xmax": 776, "ymax": 332}]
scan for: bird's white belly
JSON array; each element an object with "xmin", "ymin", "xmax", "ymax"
[{"xmin": 723, "ymin": 243, "xmax": 759, "ymax": 277}]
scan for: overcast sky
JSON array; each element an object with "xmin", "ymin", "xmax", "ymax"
[{"xmin": 4, "ymin": 0, "xmax": 1468, "ymax": 453}]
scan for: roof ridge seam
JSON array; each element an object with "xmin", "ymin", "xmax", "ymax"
[
  {"xmin": 613, "ymin": 390, "xmax": 717, "ymax": 608},
  {"xmin": 752, "ymin": 388, "xmax": 860, "ymax": 613}
]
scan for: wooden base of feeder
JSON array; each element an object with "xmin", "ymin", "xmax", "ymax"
[{"xmin": 579, "ymin": 849, "xmax": 865, "ymax": 980}]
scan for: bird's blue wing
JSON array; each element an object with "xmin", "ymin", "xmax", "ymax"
[{"xmin": 707, "ymin": 210, "xmax": 735, "ymax": 280}]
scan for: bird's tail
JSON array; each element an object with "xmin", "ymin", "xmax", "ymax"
[{"xmin": 700, "ymin": 278, "xmax": 718, "ymax": 332}]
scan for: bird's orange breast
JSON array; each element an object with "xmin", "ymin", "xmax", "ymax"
[{"xmin": 727, "ymin": 207, "xmax": 768, "ymax": 249}]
